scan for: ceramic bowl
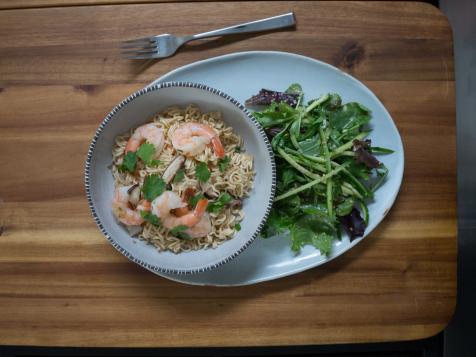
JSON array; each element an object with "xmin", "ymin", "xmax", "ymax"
[{"xmin": 84, "ymin": 82, "xmax": 276, "ymax": 274}]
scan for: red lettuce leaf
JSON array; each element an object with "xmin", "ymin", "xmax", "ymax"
[
  {"xmin": 353, "ymin": 139, "xmax": 380, "ymax": 169},
  {"xmin": 339, "ymin": 208, "xmax": 366, "ymax": 241},
  {"xmin": 246, "ymin": 89, "xmax": 299, "ymax": 107}
]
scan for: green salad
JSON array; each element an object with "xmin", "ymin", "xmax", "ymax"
[{"xmin": 245, "ymin": 84, "xmax": 394, "ymax": 255}]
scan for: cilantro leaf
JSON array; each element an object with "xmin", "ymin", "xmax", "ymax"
[
  {"xmin": 218, "ymin": 156, "xmax": 231, "ymax": 173},
  {"xmin": 140, "ymin": 211, "xmax": 161, "ymax": 226},
  {"xmin": 189, "ymin": 192, "xmax": 204, "ymax": 208},
  {"xmin": 234, "ymin": 223, "xmax": 241, "ymax": 231},
  {"xmin": 149, "ymin": 159, "xmax": 161, "ymax": 168},
  {"xmin": 172, "ymin": 169, "xmax": 185, "ymax": 184},
  {"xmin": 195, "ymin": 162, "xmax": 211, "ymax": 183},
  {"xmin": 170, "ymin": 225, "xmax": 188, "ymax": 234},
  {"xmin": 119, "ymin": 152, "xmax": 137, "ymax": 173},
  {"xmin": 170, "ymin": 225, "xmax": 191, "ymax": 239},
  {"xmin": 235, "ymin": 147, "xmax": 242, "ymax": 153},
  {"xmin": 136, "ymin": 142, "xmax": 156, "ymax": 165},
  {"xmin": 207, "ymin": 193, "xmax": 232, "ymax": 214},
  {"xmin": 141, "ymin": 174, "xmax": 166, "ymax": 201}
]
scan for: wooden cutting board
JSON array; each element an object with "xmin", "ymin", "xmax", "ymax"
[{"xmin": 0, "ymin": 1, "xmax": 456, "ymax": 347}]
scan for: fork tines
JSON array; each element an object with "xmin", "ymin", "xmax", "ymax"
[
  {"xmin": 120, "ymin": 37, "xmax": 159, "ymax": 59},
  {"xmin": 120, "ymin": 37, "xmax": 156, "ymax": 48}
]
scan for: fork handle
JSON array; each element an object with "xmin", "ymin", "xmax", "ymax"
[{"xmin": 189, "ymin": 13, "xmax": 296, "ymax": 41}]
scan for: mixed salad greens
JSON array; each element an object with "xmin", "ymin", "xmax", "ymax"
[{"xmin": 246, "ymin": 84, "xmax": 393, "ymax": 256}]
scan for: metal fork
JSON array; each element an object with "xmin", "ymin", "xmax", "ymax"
[{"xmin": 121, "ymin": 13, "xmax": 296, "ymax": 60}]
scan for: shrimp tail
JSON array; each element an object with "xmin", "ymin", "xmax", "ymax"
[
  {"xmin": 125, "ymin": 139, "xmax": 140, "ymax": 154},
  {"xmin": 211, "ymin": 137, "xmax": 225, "ymax": 158},
  {"xmin": 174, "ymin": 198, "xmax": 208, "ymax": 222},
  {"xmin": 194, "ymin": 199, "xmax": 209, "ymax": 217},
  {"xmin": 173, "ymin": 207, "xmax": 189, "ymax": 217},
  {"xmin": 137, "ymin": 200, "xmax": 151, "ymax": 212}
]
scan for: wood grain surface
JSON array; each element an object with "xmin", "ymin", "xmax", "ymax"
[
  {"xmin": 0, "ymin": 1, "xmax": 456, "ymax": 347},
  {"xmin": 0, "ymin": 0, "xmax": 429, "ymax": 10}
]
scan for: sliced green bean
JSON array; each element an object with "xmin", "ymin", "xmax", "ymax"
[
  {"xmin": 304, "ymin": 94, "xmax": 329, "ymax": 113},
  {"xmin": 277, "ymin": 147, "xmax": 320, "ymax": 180},
  {"xmin": 275, "ymin": 166, "xmax": 346, "ymax": 202},
  {"xmin": 271, "ymin": 122, "xmax": 292, "ymax": 150},
  {"xmin": 289, "ymin": 119, "xmax": 302, "ymax": 152},
  {"xmin": 319, "ymin": 127, "xmax": 333, "ymax": 217},
  {"xmin": 286, "ymin": 148, "xmax": 371, "ymax": 198},
  {"xmin": 337, "ymin": 166, "xmax": 372, "ymax": 198},
  {"xmin": 335, "ymin": 151, "xmax": 355, "ymax": 158},
  {"xmin": 292, "ymin": 156, "xmax": 327, "ymax": 173},
  {"xmin": 342, "ymin": 181, "xmax": 363, "ymax": 200},
  {"xmin": 294, "ymin": 174, "xmax": 308, "ymax": 183},
  {"xmin": 285, "ymin": 148, "xmax": 326, "ymax": 164},
  {"xmin": 330, "ymin": 131, "xmax": 369, "ymax": 158},
  {"xmin": 284, "ymin": 149, "xmax": 327, "ymax": 172},
  {"xmin": 341, "ymin": 184, "xmax": 354, "ymax": 197}
]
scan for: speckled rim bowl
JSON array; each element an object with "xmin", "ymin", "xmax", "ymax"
[{"xmin": 84, "ymin": 82, "xmax": 276, "ymax": 274}]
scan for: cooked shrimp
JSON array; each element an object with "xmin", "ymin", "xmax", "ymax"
[
  {"xmin": 125, "ymin": 123, "xmax": 165, "ymax": 155},
  {"xmin": 171, "ymin": 123, "xmax": 225, "ymax": 158},
  {"xmin": 112, "ymin": 186, "xmax": 151, "ymax": 226},
  {"xmin": 172, "ymin": 187, "xmax": 196, "ymax": 217},
  {"xmin": 186, "ymin": 213, "xmax": 212, "ymax": 238},
  {"xmin": 151, "ymin": 191, "xmax": 211, "ymax": 237}
]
